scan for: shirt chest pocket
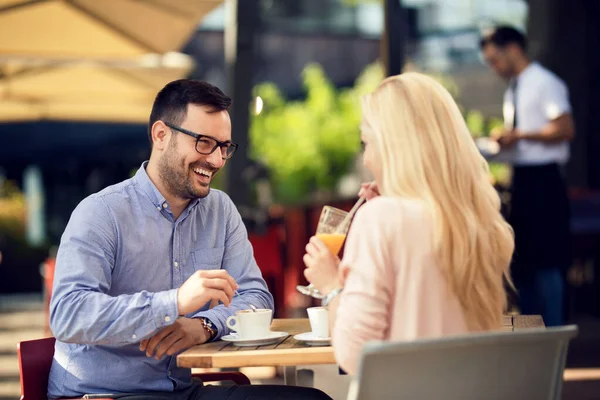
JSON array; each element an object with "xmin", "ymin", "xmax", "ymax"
[{"xmin": 191, "ymin": 247, "xmax": 225, "ymax": 271}]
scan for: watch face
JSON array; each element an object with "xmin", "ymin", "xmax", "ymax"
[{"xmin": 202, "ymin": 318, "xmax": 216, "ymax": 337}]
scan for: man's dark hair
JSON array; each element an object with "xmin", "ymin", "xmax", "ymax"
[
  {"xmin": 148, "ymin": 79, "xmax": 232, "ymax": 144},
  {"xmin": 479, "ymin": 26, "xmax": 527, "ymax": 52}
]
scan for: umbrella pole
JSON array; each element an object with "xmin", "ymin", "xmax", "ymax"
[{"xmin": 224, "ymin": 0, "xmax": 260, "ymax": 222}]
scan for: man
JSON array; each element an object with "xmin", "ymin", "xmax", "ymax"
[
  {"xmin": 48, "ymin": 79, "xmax": 331, "ymax": 399},
  {"xmin": 480, "ymin": 26, "xmax": 575, "ymax": 326}
]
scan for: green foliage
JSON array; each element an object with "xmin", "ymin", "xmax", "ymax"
[
  {"xmin": 341, "ymin": 0, "xmax": 382, "ymax": 6},
  {"xmin": 250, "ymin": 61, "xmax": 511, "ymax": 203},
  {"xmin": 0, "ymin": 180, "xmax": 26, "ymax": 237},
  {"xmin": 489, "ymin": 162, "xmax": 511, "ymax": 186},
  {"xmin": 465, "ymin": 110, "xmax": 486, "ymax": 138},
  {"xmin": 250, "ymin": 63, "xmax": 383, "ymax": 204},
  {"xmin": 487, "ymin": 116, "xmax": 504, "ymax": 133}
]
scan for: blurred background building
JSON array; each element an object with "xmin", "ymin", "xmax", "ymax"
[
  {"xmin": 0, "ymin": 0, "xmax": 599, "ymax": 319},
  {"xmin": 1, "ymin": 0, "xmax": 599, "ymax": 398}
]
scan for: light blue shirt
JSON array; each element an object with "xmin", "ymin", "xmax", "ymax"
[{"xmin": 48, "ymin": 162, "xmax": 274, "ymax": 398}]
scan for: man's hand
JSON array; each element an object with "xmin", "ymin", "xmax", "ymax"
[
  {"xmin": 494, "ymin": 129, "xmax": 520, "ymax": 148},
  {"xmin": 489, "ymin": 126, "xmax": 505, "ymax": 141},
  {"xmin": 140, "ymin": 318, "xmax": 207, "ymax": 360},
  {"xmin": 177, "ymin": 269, "xmax": 238, "ymax": 315}
]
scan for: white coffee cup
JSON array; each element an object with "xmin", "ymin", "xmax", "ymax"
[
  {"xmin": 226, "ymin": 309, "xmax": 272, "ymax": 339},
  {"xmin": 307, "ymin": 306, "xmax": 329, "ymax": 338}
]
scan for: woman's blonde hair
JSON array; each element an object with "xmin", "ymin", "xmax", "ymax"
[{"xmin": 361, "ymin": 72, "xmax": 514, "ymax": 331}]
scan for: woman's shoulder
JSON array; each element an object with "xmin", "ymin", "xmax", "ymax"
[
  {"xmin": 355, "ymin": 196, "xmax": 428, "ymax": 224},
  {"xmin": 350, "ymin": 197, "xmax": 431, "ymax": 246}
]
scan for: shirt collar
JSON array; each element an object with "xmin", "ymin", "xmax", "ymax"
[
  {"xmin": 515, "ymin": 61, "xmax": 538, "ymax": 83},
  {"xmin": 133, "ymin": 161, "xmax": 202, "ymax": 214},
  {"xmin": 134, "ymin": 161, "xmax": 168, "ymax": 211}
]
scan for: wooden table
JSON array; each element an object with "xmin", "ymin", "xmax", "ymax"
[
  {"xmin": 178, "ymin": 318, "xmax": 330, "ymax": 385},
  {"xmin": 177, "ymin": 316, "xmax": 545, "ymax": 385}
]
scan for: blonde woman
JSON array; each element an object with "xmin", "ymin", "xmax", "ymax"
[{"xmin": 303, "ymin": 72, "xmax": 515, "ymax": 375}]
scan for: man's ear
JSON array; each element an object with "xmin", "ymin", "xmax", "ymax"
[{"xmin": 151, "ymin": 121, "xmax": 170, "ymax": 151}]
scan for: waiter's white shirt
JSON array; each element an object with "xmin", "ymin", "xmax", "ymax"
[{"xmin": 501, "ymin": 62, "xmax": 572, "ymax": 166}]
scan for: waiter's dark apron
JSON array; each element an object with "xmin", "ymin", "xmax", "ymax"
[{"xmin": 508, "ymin": 163, "xmax": 571, "ymax": 282}]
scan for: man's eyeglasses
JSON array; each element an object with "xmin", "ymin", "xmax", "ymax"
[{"xmin": 164, "ymin": 122, "xmax": 238, "ymax": 160}]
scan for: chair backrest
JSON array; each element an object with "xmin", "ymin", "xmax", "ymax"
[
  {"xmin": 17, "ymin": 336, "xmax": 56, "ymax": 400},
  {"xmin": 349, "ymin": 325, "xmax": 578, "ymax": 400},
  {"xmin": 16, "ymin": 337, "xmax": 246, "ymax": 400}
]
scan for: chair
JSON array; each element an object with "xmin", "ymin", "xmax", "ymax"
[
  {"xmin": 18, "ymin": 337, "xmax": 251, "ymax": 400},
  {"xmin": 249, "ymin": 224, "xmax": 285, "ymax": 317},
  {"xmin": 348, "ymin": 325, "xmax": 578, "ymax": 400}
]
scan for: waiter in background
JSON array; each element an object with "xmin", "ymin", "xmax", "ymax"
[{"xmin": 480, "ymin": 26, "xmax": 575, "ymax": 326}]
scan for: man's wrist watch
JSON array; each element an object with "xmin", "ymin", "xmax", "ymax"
[
  {"xmin": 321, "ymin": 287, "xmax": 344, "ymax": 307},
  {"xmin": 199, "ymin": 317, "xmax": 217, "ymax": 341}
]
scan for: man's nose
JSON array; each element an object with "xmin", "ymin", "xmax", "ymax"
[{"xmin": 206, "ymin": 148, "xmax": 225, "ymax": 168}]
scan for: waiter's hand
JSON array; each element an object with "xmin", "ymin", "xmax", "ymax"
[{"xmin": 495, "ymin": 129, "xmax": 520, "ymax": 148}]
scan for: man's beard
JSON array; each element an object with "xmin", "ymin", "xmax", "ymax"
[{"xmin": 158, "ymin": 140, "xmax": 211, "ymax": 200}]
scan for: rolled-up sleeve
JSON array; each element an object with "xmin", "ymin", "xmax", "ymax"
[
  {"xmin": 192, "ymin": 193, "xmax": 274, "ymax": 338},
  {"xmin": 543, "ymin": 79, "xmax": 571, "ymax": 120},
  {"xmin": 49, "ymin": 196, "xmax": 178, "ymax": 345}
]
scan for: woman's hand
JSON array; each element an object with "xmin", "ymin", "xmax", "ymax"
[
  {"xmin": 303, "ymin": 236, "xmax": 342, "ymax": 295},
  {"xmin": 358, "ymin": 181, "xmax": 379, "ymax": 200}
]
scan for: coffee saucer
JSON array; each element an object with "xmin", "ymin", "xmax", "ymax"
[
  {"xmin": 293, "ymin": 332, "xmax": 331, "ymax": 346},
  {"xmin": 221, "ymin": 331, "xmax": 288, "ymax": 347}
]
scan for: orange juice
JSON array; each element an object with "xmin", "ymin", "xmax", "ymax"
[{"xmin": 316, "ymin": 233, "xmax": 346, "ymax": 255}]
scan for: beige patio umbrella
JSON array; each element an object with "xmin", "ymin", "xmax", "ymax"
[
  {"xmin": 0, "ymin": 52, "xmax": 194, "ymax": 122},
  {"xmin": 0, "ymin": 0, "xmax": 223, "ymax": 122},
  {"xmin": 0, "ymin": 0, "xmax": 223, "ymax": 60}
]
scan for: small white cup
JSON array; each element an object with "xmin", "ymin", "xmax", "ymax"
[
  {"xmin": 307, "ymin": 306, "xmax": 329, "ymax": 338},
  {"xmin": 226, "ymin": 309, "xmax": 272, "ymax": 339}
]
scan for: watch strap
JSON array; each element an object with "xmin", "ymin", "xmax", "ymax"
[{"xmin": 199, "ymin": 317, "xmax": 217, "ymax": 341}]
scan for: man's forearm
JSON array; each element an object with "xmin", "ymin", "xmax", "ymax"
[
  {"xmin": 518, "ymin": 114, "xmax": 574, "ymax": 143},
  {"xmin": 50, "ymin": 289, "xmax": 179, "ymax": 345},
  {"xmin": 518, "ymin": 130, "xmax": 570, "ymax": 143}
]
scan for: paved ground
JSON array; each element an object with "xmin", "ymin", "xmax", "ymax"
[
  {"xmin": 0, "ymin": 294, "xmax": 46, "ymax": 400},
  {"xmin": 1, "ymin": 294, "xmax": 598, "ymax": 400}
]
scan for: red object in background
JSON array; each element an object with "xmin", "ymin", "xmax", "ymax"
[
  {"xmin": 41, "ymin": 258, "xmax": 56, "ymax": 336},
  {"xmin": 282, "ymin": 208, "xmax": 309, "ymax": 312},
  {"xmin": 280, "ymin": 200, "xmax": 357, "ymax": 313},
  {"xmin": 43, "ymin": 258, "xmax": 55, "ymax": 295},
  {"xmin": 248, "ymin": 224, "xmax": 286, "ymax": 317},
  {"xmin": 17, "ymin": 337, "xmax": 250, "ymax": 400}
]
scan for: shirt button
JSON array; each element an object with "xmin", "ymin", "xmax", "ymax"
[
  {"xmin": 168, "ymin": 371, "xmax": 172, "ymax": 377},
  {"xmin": 162, "ymin": 203, "xmax": 168, "ymax": 208},
  {"xmin": 156, "ymin": 206, "xmax": 161, "ymax": 210},
  {"xmin": 174, "ymin": 261, "xmax": 179, "ymax": 268},
  {"xmin": 132, "ymin": 334, "xmax": 137, "ymax": 339},
  {"xmin": 165, "ymin": 316, "xmax": 172, "ymax": 322}
]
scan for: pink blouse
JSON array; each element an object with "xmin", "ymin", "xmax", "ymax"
[{"xmin": 333, "ymin": 196, "xmax": 469, "ymax": 375}]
